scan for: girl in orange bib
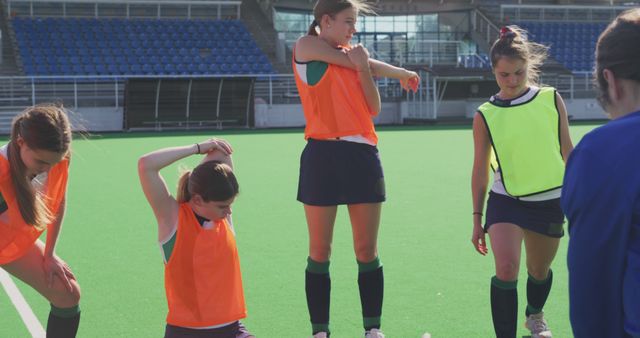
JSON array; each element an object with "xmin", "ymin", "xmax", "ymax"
[
  {"xmin": 0, "ymin": 104, "xmax": 81, "ymax": 338},
  {"xmin": 294, "ymin": 1, "xmax": 420, "ymax": 337},
  {"xmin": 138, "ymin": 138, "xmax": 253, "ymax": 338}
]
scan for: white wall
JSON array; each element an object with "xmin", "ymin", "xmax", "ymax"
[
  {"xmin": 68, "ymin": 107, "xmax": 123, "ymax": 132},
  {"xmin": 254, "ymin": 102, "xmax": 401, "ymax": 128}
]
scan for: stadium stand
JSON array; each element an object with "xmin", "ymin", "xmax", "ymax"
[
  {"xmin": 12, "ymin": 17, "xmax": 275, "ymax": 76},
  {"xmin": 517, "ymin": 21, "xmax": 606, "ymax": 72}
]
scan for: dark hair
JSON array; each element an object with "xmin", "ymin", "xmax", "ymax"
[
  {"xmin": 490, "ymin": 25, "xmax": 549, "ymax": 86},
  {"xmin": 595, "ymin": 8, "xmax": 640, "ymax": 108},
  {"xmin": 177, "ymin": 161, "xmax": 239, "ymax": 203},
  {"xmin": 307, "ymin": 0, "xmax": 374, "ymax": 36},
  {"xmin": 9, "ymin": 103, "xmax": 71, "ymax": 229}
]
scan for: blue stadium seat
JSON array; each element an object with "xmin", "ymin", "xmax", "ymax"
[
  {"xmin": 14, "ymin": 17, "xmax": 275, "ymax": 76},
  {"xmin": 515, "ymin": 20, "xmax": 607, "ymax": 72}
]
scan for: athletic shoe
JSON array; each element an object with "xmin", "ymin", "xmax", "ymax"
[
  {"xmin": 311, "ymin": 332, "xmax": 328, "ymax": 338},
  {"xmin": 364, "ymin": 328, "xmax": 385, "ymax": 338},
  {"xmin": 525, "ymin": 312, "xmax": 552, "ymax": 338}
]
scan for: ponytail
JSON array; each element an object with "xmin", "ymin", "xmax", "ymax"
[
  {"xmin": 307, "ymin": 19, "xmax": 319, "ymax": 36},
  {"xmin": 8, "ymin": 116, "xmax": 52, "ymax": 230},
  {"xmin": 176, "ymin": 161, "xmax": 239, "ymax": 204},
  {"xmin": 176, "ymin": 170, "xmax": 192, "ymax": 203}
]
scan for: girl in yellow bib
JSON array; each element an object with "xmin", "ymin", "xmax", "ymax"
[
  {"xmin": 470, "ymin": 26, "xmax": 573, "ymax": 338},
  {"xmin": 0, "ymin": 104, "xmax": 81, "ymax": 338},
  {"xmin": 138, "ymin": 138, "xmax": 253, "ymax": 338},
  {"xmin": 294, "ymin": 1, "xmax": 420, "ymax": 337}
]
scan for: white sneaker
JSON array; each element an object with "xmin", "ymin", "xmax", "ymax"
[
  {"xmin": 364, "ymin": 328, "xmax": 385, "ymax": 338},
  {"xmin": 525, "ymin": 312, "xmax": 552, "ymax": 338},
  {"xmin": 311, "ymin": 332, "xmax": 328, "ymax": 338},
  {"xmin": 421, "ymin": 333, "xmax": 432, "ymax": 338}
]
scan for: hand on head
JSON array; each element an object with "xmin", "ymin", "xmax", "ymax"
[{"xmin": 197, "ymin": 138, "xmax": 233, "ymax": 155}]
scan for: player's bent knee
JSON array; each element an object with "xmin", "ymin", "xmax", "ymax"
[{"xmin": 48, "ymin": 279, "xmax": 81, "ymax": 308}]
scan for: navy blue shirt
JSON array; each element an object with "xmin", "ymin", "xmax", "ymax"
[{"xmin": 562, "ymin": 110, "xmax": 640, "ymax": 338}]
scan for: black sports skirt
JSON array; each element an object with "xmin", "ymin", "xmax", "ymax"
[
  {"xmin": 297, "ymin": 139, "xmax": 386, "ymax": 206},
  {"xmin": 484, "ymin": 191, "xmax": 565, "ymax": 238}
]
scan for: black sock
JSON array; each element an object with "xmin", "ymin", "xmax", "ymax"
[
  {"xmin": 47, "ymin": 304, "xmax": 80, "ymax": 338},
  {"xmin": 526, "ymin": 269, "xmax": 553, "ymax": 316},
  {"xmin": 358, "ymin": 257, "xmax": 383, "ymax": 331},
  {"xmin": 490, "ymin": 276, "xmax": 517, "ymax": 338},
  {"xmin": 306, "ymin": 257, "xmax": 330, "ymax": 335}
]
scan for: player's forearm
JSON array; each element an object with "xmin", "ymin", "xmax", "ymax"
[
  {"xmin": 358, "ymin": 67, "xmax": 381, "ymax": 115},
  {"xmin": 139, "ymin": 145, "xmax": 198, "ymax": 173},
  {"xmin": 369, "ymin": 59, "xmax": 410, "ymax": 79}
]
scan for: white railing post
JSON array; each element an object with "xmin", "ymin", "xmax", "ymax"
[
  {"xmin": 269, "ymin": 76, "xmax": 272, "ymax": 107},
  {"xmin": 114, "ymin": 80, "xmax": 119, "ymax": 109},
  {"xmin": 570, "ymin": 76, "xmax": 574, "ymax": 100},
  {"xmin": 31, "ymin": 78, "xmax": 35, "ymax": 105},
  {"xmin": 185, "ymin": 79, "xmax": 192, "ymax": 120},
  {"xmin": 216, "ymin": 78, "xmax": 224, "ymax": 121}
]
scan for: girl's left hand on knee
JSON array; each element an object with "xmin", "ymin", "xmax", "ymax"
[{"xmin": 43, "ymin": 255, "xmax": 75, "ymax": 292}]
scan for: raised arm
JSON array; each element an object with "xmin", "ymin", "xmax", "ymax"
[
  {"xmin": 138, "ymin": 139, "xmax": 232, "ymax": 240},
  {"xmin": 295, "ymin": 36, "xmax": 420, "ymax": 92},
  {"xmin": 201, "ymin": 139, "xmax": 234, "ymax": 169},
  {"xmin": 347, "ymin": 44, "xmax": 381, "ymax": 115},
  {"xmin": 369, "ymin": 59, "xmax": 420, "ymax": 92}
]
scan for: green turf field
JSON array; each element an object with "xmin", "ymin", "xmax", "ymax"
[{"xmin": 0, "ymin": 123, "xmax": 601, "ymax": 337}]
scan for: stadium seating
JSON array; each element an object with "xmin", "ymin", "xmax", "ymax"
[
  {"xmin": 517, "ymin": 21, "xmax": 607, "ymax": 72},
  {"xmin": 12, "ymin": 17, "xmax": 275, "ymax": 76}
]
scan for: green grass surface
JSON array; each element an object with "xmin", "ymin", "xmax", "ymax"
[{"xmin": 0, "ymin": 124, "xmax": 601, "ymax": 337}]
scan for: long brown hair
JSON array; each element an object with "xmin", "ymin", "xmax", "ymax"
[
  {"xmin": 176, "ymin": 161, "xmax": 239, "ymax": 203},
  {"xmin": 594, "ymin": 8, "xmax": 640, "ymax": 108},
  {"xmin": 8, "ymin": 104, "xmax": 71, "ymax": 229},
  {"xmin": 307, "ymin": 0, "xmax": 374, "ymax": 36},
  {"xmin": 490, "ymin": 25, "xmax": 549, "ymax": 86}
]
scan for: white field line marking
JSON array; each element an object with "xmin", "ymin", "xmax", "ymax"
[{"xmin": 0, "ymin": 268, "xmax": 45, "ymax": 338}]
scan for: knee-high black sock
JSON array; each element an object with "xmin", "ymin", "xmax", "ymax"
[
  {"xmin": 358, "ymin": 257, "xmax": 383, "ymax": 331},
  {"xmin": 47, "ymin": 304, "xmax": 80, "ymax": 338},
  {"xmin": 306, "ymin": 257, "xmax": 330, "ymax": 335},
  {"xmin": 490, "ymin": 276, "xmax": 517, "ymax": 338},
  {"xmin": 526, "ymin": 269, "xmax": 553, "ymax": 316}
]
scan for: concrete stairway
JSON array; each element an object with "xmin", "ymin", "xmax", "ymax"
[{"xmin": 241, "ymin": 0, "xmax": 290, "ymax": 74}]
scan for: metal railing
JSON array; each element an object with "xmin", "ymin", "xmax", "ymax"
[
  {"xmin": 0, "ymin": 74, "xmax": 420, "ymax": 112},
  {"xmin": 5, "ymin": 0, "xmax": 241, "ymax": 19},
  {"xmin": 0, "ymin": 72, "xmax": 598, "ymax": 116},
  {"xmin": 471, "ymin": 8, "xmax": 500, "ymax": 47}
]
